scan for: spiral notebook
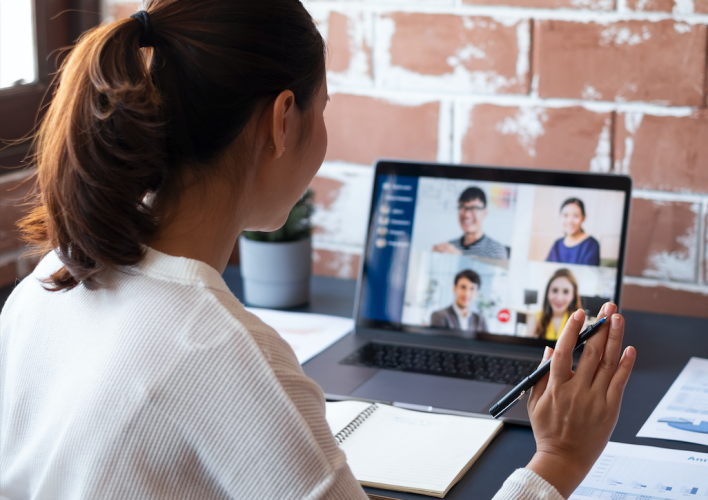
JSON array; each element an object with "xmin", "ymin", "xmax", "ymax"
[{"xmin": 325, "ymin": 401, "xmax": 503, "ymax": 498}]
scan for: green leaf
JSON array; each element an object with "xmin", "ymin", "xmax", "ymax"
[{"xmin": 242, "ymin": 188, "xmax": 315, "ymax": 243}]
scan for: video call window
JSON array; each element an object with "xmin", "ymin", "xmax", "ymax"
[{"xmin": 361, "ymin": 174, "xmax": 626, "ymax": 343}]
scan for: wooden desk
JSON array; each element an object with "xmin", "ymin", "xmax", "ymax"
[{"xmin": 223, "ymin": 266, "xmax": 708, "ymax": 499}]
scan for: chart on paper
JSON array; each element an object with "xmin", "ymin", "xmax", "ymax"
[
  {"xmin": 637, "ymin": 357, "xmax": 708, "ymax": 446},
  {"xmin": 570, "ymin": 442, "xmax": 708, "ymax": 500}
]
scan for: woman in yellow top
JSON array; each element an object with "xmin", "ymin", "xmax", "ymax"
[{"xmin": 532, "ymin": 269, "xmax": 583, "ymax": 340}]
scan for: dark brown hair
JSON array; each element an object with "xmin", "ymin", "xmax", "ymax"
[
  {"xmin": 458, "ymin": 186, "xmax": 487, "ymax": 208},
  {"xmin": 535, "ymin": 268, "xmax": 583, "ymax": 339},
  {"xmin": 20, "ymin": 0, "xmax": 326, "ymax": 291},
  {"xmin": 561, "ymin": 197, "xmax": 586, "ymax": 216},
  {"xmin": 454, "ymin": 269, "xmax": 481, "ymax": 288}
]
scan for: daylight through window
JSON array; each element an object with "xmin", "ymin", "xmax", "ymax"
[{"xmin": 0, "ymin": 0, "xmax": 37, "ymax": 90}]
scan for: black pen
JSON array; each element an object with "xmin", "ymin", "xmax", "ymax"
[{"xmin": 489, "ymin": 316, "xmax": 608, "ymax": 419}]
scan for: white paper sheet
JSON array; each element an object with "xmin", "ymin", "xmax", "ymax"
[
  {"xmin": 246, "ymin": 308, "xmax": 354, "ymax": 365},
  {"xmin": 325, "ymin": 401, "xmax": 503, "ymax": 496},
  {"xmin": 637, "ymin": 357, "xmax": 708, "ymax": 446},
  {"xmin": 570, "ymin": 442, "xmax": 708, "ymax": 500},
  {"xmin": 324, "ymin": 400, "xmax": 372, "ymax": 437}
]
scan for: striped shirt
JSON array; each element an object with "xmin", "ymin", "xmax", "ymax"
[{"xmin": 449, "ymin": 234, "xmax": 509, "ymax": 259}]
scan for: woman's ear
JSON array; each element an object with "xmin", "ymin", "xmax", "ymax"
[{"xmin": 270, "ymin": 90, "xmax": 297, "ymax": 159}]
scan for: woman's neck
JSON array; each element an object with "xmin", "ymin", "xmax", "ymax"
[
  {"xmin": 149, "ymin": 171, "xmax": 251, "ymax": 274},
  {"xmin": 564, "ymin": 230, "xmax": 587, "ymax": 246}
]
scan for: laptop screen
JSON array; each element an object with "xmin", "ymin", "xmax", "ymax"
[{"xmin": 357, "ymin": 161, "xmax": 632, "ymax": 347}]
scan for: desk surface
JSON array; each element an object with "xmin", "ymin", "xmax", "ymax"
[{"xmin": 226, "ymin": 267, "xmax": 708, "ymax": 499}]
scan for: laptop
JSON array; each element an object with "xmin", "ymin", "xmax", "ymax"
[{"xmin": 303, "ymin": 160, "xmax": 632, "ymax": 425}]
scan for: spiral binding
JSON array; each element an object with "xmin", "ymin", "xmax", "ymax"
[{"xmin": 333, "ymin": 403, "xmax": 379, "ymax": 446}]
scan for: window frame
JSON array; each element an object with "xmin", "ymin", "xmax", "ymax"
[{"xmin": 0, "ymin": 0, "xmax": 100, "ymax": 169}]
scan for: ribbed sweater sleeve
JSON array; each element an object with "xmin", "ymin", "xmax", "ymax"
[
  {"xmin": 492, "ymin": 469, "xmax": 565, "ymax": 500},
  {"xmin": 0, "ymin": 248, "xmax": 560, "ymax": 500},
  {"xmin": 0, "ymin": 249, "xmax": 368, "ymax": 500}
]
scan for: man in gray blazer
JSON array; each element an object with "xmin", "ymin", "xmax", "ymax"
[{"xmin": 430, "ymin": 269, "xmax": 487, "ymax": 338}]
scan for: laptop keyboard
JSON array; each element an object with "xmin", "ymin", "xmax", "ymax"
[{"xmin": 340, "ymin": 343, "xmax": 538, "ymax": 385}]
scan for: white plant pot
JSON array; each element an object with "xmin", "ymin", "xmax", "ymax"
[{"xmin": 239, "ymin": 236, "xmax": 312, "ymax": 308}]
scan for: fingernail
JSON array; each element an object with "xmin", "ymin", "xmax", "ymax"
[
  {"xmin": 612, "ymin": 314, "xmax": 621, "ymax": 328},
  {"xmin": 606, "ymin": 302, "xmax": 616, "ymax": 314},
  {"xmin": 543, "ymin": 346, "xmax": 549, "ymax": 357},
  {"xmin": 626, "ymin": 346, "xmax": 635, "ymax": 358},
  {"xmin": 573, "ymin": 309, "xmax": 584, "ymax": 320}
]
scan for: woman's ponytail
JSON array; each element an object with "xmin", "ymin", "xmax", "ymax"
[
  {"xmin": 22, "ymin": 16, "xmax": 166, "ymax": 290},
  {"xmin": 20, "ymin": 0, "xmax": 326, "ymax": 291}
]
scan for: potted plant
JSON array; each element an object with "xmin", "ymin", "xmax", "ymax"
[{"xmin": 239, "ymin": 189, "xmax": 315, "ymax": 308}]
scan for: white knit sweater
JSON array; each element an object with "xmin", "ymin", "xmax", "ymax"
[{"xmin": 0, "ymin": 248, "xmax": 563, "ymax": 500}]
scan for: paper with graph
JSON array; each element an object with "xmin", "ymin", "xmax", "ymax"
[
  {"xmin": 246, "ymin": 307, "xmax": 353, "ymax": 364},
  {"xmin": 570, "ymin": 442, "xmax": 708, "ymax": 500},
  {"xmin": 637, "ymin": 357, "xmax": 708, "ymax": 446}
]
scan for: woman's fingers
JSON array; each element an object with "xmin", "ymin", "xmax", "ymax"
[
  {"xmin": 574, "ymin": 303, "xmax": 617, "ymax": 387},
  {"xmin": 528, "ymin": 346, "xmax": 553, "ymax": 414},
  {"xmin": 591, "ymin": 313, "xmax": 626, "ymax": 390},
  {"xmin": 550, "ymin": 309, "xmax": 585, "ymax": 384},
  {"xmin": 607, "ymin": 346, "xmax": 636, "ymax": 409}
]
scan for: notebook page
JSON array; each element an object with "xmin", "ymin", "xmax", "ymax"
[
  {"xmin": 325, "ymin": 401, "xmax": 374, "ymax": 437},
  {"xmin": 339, "ymin": 404, "xmax": 502, "ymax": 495}
]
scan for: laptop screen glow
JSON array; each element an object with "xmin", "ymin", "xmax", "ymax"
[{"xmin": 358, "ymin": 163, "xmax": 630, "ymax": 346}]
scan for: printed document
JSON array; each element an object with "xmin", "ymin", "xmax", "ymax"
[
  {"xmin": 637, "ymin": 357, "xmax": 708, "ymax": 446},
  {"xmin": 246, "ymin": 307, "xmax": 353, "ymax": 364},
  {"xmin": 570, "ymin": 441, "xmax": 708, "ymax": 500}
]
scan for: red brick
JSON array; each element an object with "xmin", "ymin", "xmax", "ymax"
[
  {"xmin": 326, "ymin": 12, "xmax": 372, "ymax": 78},
  {"xmin": 461, "ymin": 104, "xmax": 612, "ymax": 171},
  {"xmin": 615, "ymin": 112, "xmax": 708, "ymax": 193},
  {"xmin": 327, "ymin": 12, "xmax": 352, "ymax": 73},
  {"xmin": 625, "ymin": 199, "xmax": 698, "ymax": 283},
  {"xmin": 535, "ymin": 20, "xmax": 706, "ymax": 106},
  {"xmin": 697, "ymin": 0, "xmax": 708, "ymax": 13},
  {"xmin": 386, "ymin": 13, "xmax": 530, "ymax": 94},
  {"xmin": 310, "ymin": 176, "xmax": 344, "ymax": 212},
  {"xmin": 312, "ymin": 249, "xmax": 360, "ymax": 279},
  {"xmin": 310, "ymin": 175, "xmax": 344, "ymax": 238},
  {"xmin": 309, "ymin": 164, "xmax": 372, "ymax": 260},
  {"xmin": 463, "ymin": 0, "xmax": 614, "ymax": 8},
  {"xmin": 626, "ymin": 0, "xmax": 674, "ymax": 11},
  {"xmin": 0, "ymin": 170, "xmax": 35, "ymax": 255},
  {"xmin": 109, "ymin": 2, "xmax": 141, "ymax": 20},
  {"xmin": 324, "ymin": 94, "xmax": 439, "ymax": 165},
  {"xmin": 704, "ymin": 211, "xmax": 708, "ymax": 284},
  {"xmin": 622, "ymin": 283, "xmax": 708, "ymax": 318}
]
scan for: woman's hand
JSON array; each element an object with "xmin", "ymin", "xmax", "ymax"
[
  {"xmin": 432, "ymin": 242, "xmax": 462, "ymax": 255},
  {"xmin": 525, "ymin": 303, "xmax": 636, "ymax": 498}
]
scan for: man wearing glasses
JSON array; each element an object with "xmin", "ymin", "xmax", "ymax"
[{"xmin": 432, "ymin": 186, "xmax": 509, "ymax": 259}]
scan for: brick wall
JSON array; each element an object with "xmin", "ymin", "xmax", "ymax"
[{"xmin": 103, "ymin": 0, "xmax": 708, "ymax": 318}]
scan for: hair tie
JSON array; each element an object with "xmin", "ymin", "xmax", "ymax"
[{"xmin": 130, "ymin": 11, "xmax": 153, "ymax": 48}]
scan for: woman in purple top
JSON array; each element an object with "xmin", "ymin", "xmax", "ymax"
[{"xmin": 546, "ymin": 198, "xmax": 601, "ymax": 266}]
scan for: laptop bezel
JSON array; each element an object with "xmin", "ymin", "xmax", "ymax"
[{"xmin": 352, "ymin": 159, "xmax": 633, "ymax": 349}]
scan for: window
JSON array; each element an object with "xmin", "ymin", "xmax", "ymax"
[
  {"xmin": 0, "ymin": 0, "xmax": 37, "ymax": 90},
  {"xmin": 0, "ymin": 0, "xmax": 100, "ymax": 170}
]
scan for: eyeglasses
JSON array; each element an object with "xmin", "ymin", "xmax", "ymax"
[{"xmin": 458, "ymin": 204, "xmax": 485, "ymax": 214}]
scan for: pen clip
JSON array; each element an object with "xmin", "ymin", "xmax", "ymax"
[{"xmin": 492, "ymin": 390, "xmax": 526, "ymax": 419}]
